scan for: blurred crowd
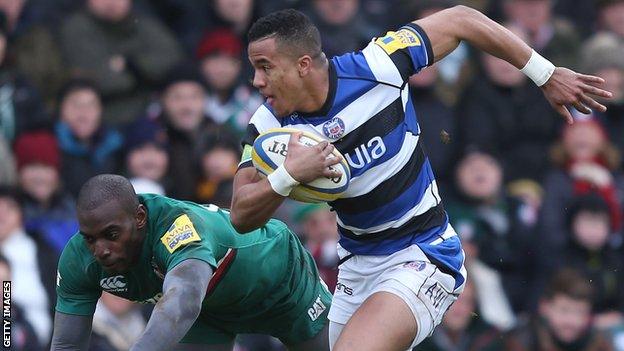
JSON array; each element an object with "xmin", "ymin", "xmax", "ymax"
[{"xmin": 0, "ymin": 0, "xmax": 622, "ymax": 350}]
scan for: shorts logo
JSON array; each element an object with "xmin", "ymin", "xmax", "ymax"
[
  {"xmin": 375, "ymin": 28, "xmax": 421, "ymax": 55},
  {"xmin": 403, "ymin": 261, "xmax": 427, "ymax": 271},
  {"xmin": 424, "ymin": 282, "xmax": 447, "ymax": 310},
  {"xmin": 307, "ymin": 295, "xmax": 327, "ymax": 321},
  {"xmin": 100, "ymin": 275, "xmax": 127, "ymax": 292},
  {"xmin": 322, "ymin": 117, "xmax": 345, "ymax": 139},
  {"xmin": 160, "ymin": 214, "xmax": 201, "ymax": 253},
  {"xmin": 335, "ymin": 282, "xmax": 354, "ymax": 296}
]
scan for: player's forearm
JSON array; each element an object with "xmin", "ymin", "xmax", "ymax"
[
  {"xmin": 130, "ymin": 260, "xmax": 212, "ymax": 351},
  {"xmin": 50, "ymin": 312, "xmax": 93, "ymax": 350},
  {"xmin": 417, "ymin": 5, "xmax": 532, "ymax": 68},
  {"xmin": 230, "ymin": 178, "xmax": 286, "ymax": 233}
]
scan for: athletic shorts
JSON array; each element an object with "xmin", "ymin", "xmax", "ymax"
[
  {"xmin": 181, "ymin": 232, "xmax": 331, "ymax": 346},
  {"xmin": 328, "ymin": 230, "xmax": 465, "ymax": 348}
]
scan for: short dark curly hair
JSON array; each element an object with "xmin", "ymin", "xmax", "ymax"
[{"xmin": 248, "ymin": 9, "xmax": 322, "ymax": 59}]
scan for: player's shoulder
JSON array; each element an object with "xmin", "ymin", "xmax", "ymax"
[{"xmin": 248, "ymin": 103, "xmax": 281, "ymax": 132}]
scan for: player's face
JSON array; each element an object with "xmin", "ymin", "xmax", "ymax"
[
  {"xmin": 78, "ymin": 201, "xmax": 146, "ymax": 273},
  {"xmin": 248, "ymin": 37, "xmax": 305, "ymax": 117}
]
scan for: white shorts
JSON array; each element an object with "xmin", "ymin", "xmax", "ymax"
[{"xmin": 328, "ymin": 241, "xmax": 465, "ymax": 348}]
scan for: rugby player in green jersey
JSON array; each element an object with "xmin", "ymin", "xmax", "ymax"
[{"xmin": 50, "ymin": 174, "xmax": 331, "ymax": 351}]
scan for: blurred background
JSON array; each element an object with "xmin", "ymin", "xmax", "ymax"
[{"xmin": 0, "ymin": 0, "xmax": 623, "ymax": 350}]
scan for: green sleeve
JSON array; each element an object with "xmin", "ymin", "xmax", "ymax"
[
  {"xmin": 55, "ymin": 240, "xmax": 101, "ymax": 316},
  {"xmin": 154, "ymin": 212, "xmax": 218, "ymax": 272}
]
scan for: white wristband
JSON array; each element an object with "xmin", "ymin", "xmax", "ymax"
[
  {"xmin": 267, "ymin": 164, "xmax": 299, "ymax": 197},
  {"xmin": 520, "ymin": 50, "xmax": 555, "ymax": 86}
]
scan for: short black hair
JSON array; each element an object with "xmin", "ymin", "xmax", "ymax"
[
  {"xmin": 566, "ymin": 193, "xmax": 611, "ymax": 231},
  {"xmin": 0, "ymin": 186, "xmax": 22, "ymax": 211},
  {"xmin": 77, "ymin": 174, "xmax": 139, "ymax": 215},
  {"xmin": 248, "ymin": 9, "xmax": 322, "ymax": 58}
]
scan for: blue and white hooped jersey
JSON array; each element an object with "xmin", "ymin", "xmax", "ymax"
[{"xmin": 240, "ymin": 23, "xmax": 465, "ymax": 288}]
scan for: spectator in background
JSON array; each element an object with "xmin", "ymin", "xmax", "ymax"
[
  {"xmin": 0, "ymin": 134, "xmax": 16, "ymax": 185},
  {"xmin": 581, "ymin": 33, "xmax": 624, "ymax": 157},
  {"xmin": 455, "ymin": 24, "xmax": 562, "ymax": 183},
  {"xmin": 59, "ymin": 0, "xmax": 183, "ymax": 125},
  {"xmin": 90, "ymin": 293, "xmax": 147, "ymax": 351},
  {"xmin": 123, "ymin": 117, "xmax": 169, "ymax": 196},
  {"xmin": 0, "ymin": 12, "xmax": 49, "ymax": 143},
  {"xmin": 0, "ymin": 253, "xmax": 42, "ymax": 351},
  {"xmin": 539, "ymin": 116, "xmax": 624, "ymax": 274},
  {"xmin": 558, "ymin": 194, "xmax": 624, "ymax": 330},
  {"xmin": 503, "ymin": 0, "xmax": 580, "ymax": 68},
  {"xmin": 195, "ymin": 131, "xmax": 240, "ymax": 207},
  {"xmin": 409, "ymin": 61, "xmax": 457, "ymax": 190},
  {"xmin": 446, "ymin": 147, "xmax": 536, "ymax": 313},
  {"xmin": 54, "ymin": 79, "xmax": 123, "ymax": 198},
  {"xmin": 505, "ymin": 268, "xmax": 615, "ymax": 351},
  {"xmin": 13, "ymin": 131, "xmax": 78, "ymax": 253},
  {"xmin": 595, "ymin": 0, "xmax": 624, "ymax": 39},
  {"xmin": 158, "ymin": 66, "xmax": 216, "ymax": 200},
  {"xmin": 2, "ymin": 0, "xmax": 67, "ymax": 111},
  {"xmin": 210, "ymin": 0, "xmax": 259, "ymax": 39},
  {"xmin": 417, "ymin": 281, "xmax": 504, "ymax": 351},
  {"xmin": 0, "ymin": 186, "xmax": 57, "ymax": 347},
  {"xmin": 304, "ymin": 0, "xmax": 379, "ymax": 58},
  {"xmin": 293, "ymin": 203, "xmax": 339, "ymax": 292},
  {"xmin": 197, "ymin": 28, "xmax": 263, "ymax": 139}
]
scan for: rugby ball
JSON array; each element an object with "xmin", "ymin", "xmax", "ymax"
[{"xmin": 252, "ymin": 128, "xmax": 350, "ymax": 203}]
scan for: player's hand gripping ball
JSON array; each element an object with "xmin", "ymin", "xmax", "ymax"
[{"xmin": 252, "ymin": 128, "xmax": 351, "ymax": 203}]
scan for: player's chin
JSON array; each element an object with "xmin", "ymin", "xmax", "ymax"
[{"xmin": 102, "ymin": 260, "xmax": 129, "ymax": 273}]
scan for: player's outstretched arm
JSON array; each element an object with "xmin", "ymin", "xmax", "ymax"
[
  {"xmin": 50, "ymin": 313, "xmax": 93, "ymax": 350},
  {"xmin": 415, "ymin": 5, "xmax": 612, "ymax": 122},
  {"xmin": 130, "ymin": 259, "xmax": 213, "ymax": 351}
]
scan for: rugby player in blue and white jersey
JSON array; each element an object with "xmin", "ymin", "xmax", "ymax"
[{"xmin": 230, "ymin": 7, "xmax": 612, "ymax": 351}]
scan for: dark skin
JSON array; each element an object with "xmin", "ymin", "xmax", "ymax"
[{"xmin": 78, "ymin": 200, "xmax": 147, "ymax": 274}]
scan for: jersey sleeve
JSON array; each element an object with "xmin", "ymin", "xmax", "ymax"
[
  {"xmin": 239, "ymin": 103, "xmax": 281, "ymax": 169},
  {"xmin": 239, "ymin": 124, "xmax": 259, "ymax": 169},
  {"xmin": 370, "ymin": 23, "xmax": 434, "ymax": 83},
  {"xmin": 155, "ymin": 212, "xmax": 219, "ymax": 273},
  {"xmin": 55, "ymin": 241, "xmax": 101, "ymax": 316}
]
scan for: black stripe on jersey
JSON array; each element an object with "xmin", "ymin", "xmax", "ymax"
[
  {"xmin": 382, "ymin": 23, "xmax": 435, "ymax": 83},
  {"xmin": 338, "ymin": 203, "xmax": 446, "ymax": 241},
  {"xmin": 330, "ymin": 141, "xmax": 425, "ymax": 214},
  {"xmin": 241, "ymin": 123, "xmax": 260, "ymax": 147},
  {"xmin": 333, "ymin": 96, "xmax": 404, "ymax": 155}
]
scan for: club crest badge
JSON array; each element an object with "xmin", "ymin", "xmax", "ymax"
[{"xmin": 322, "ymin": 117, "xmax": 345, "ymax": 139}]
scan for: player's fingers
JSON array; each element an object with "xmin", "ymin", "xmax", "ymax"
[
  {"xmin": 572, "ymin": 101, "xmax": 591, "ymax": 114},
  {"xmin": 289, "ymin": 131, "xmax": 303, "ymax": 145},
  {"xmin": 577, "ymin": 73, "xmax": 605, "ymax": 84},
  {"xmin": 324, "ymin": 155, "xmax": 342, "ymax": 167},
  {"xmin": 321, "ymin": 143, "xmax": 335, "ymax": 156},
  {"xmin": 316, "ymin": 140, "xmax": 329, "ymax": 152},
  {"xmin": 580, "ymin": 83, "xmax": 613, "ymax": 98},
  {"xmin": 322, "ymin": 167, "xmax": 343, "ymax": 178},
  {"xmin": 581, "ymin": 94, "xmax": 607, "ymax": 112},
  {"xmin": 555, "ymin": 104, "xmax": 573, "ymax": 124}
]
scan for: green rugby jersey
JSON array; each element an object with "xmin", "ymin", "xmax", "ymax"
[{"xmin": 56, "ymin": 194, "xmax": 309, "ymax": 321}]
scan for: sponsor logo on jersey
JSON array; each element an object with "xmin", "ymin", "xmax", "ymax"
[
  {"xmin": 345, "ymin": 136, "xmax": 386, "ymax": 169},
  {"xmin": 100, "ymin": 275, "xmax": 127, "ymax": 292},
  {"xmin": 335, "ymin": 282, "xmax": 354, "ymax": 296},
  {"xmin": 322, "ymin": 117, "xmax": 346, "ymax": 139},
  {"xmin": 307, "ymin": 295, "xmax": 327, "ymax": 321},
  {"xmin": 424, "ymin": 282, "xmax": 447, "ymax": 310},
  {"xmin": 375, "ymin": 28, "xmax": 421, "ymax": 55},
  {"xmin": 160, "ymin": 214, "xmax": 201, "ymax": 253},
  {"xmin": 403, "ymin": 260, "xmax": 427, "ymax": 271}
]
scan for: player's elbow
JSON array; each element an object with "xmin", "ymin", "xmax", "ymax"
[{"xmin": 229, "ymin": 210, "xmax": 256, "ymax": 233}]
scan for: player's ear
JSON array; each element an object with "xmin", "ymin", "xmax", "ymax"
[
  {"xmin": 135, "ymin": 204, "xmax": 147, "ymax": 230},
  {"xmin": 297, "ymin": 55, "xmax": 313, "ymax": 77}
]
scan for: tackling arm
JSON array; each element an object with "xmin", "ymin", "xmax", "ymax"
[
  {"xmin": 50, "ymin": 313, "xmax": 93, "ymax": 350},
  {"xmin": 130, "ymin": 259, "xmax": 213, "ymax": 351},
  {"xmin": 415, "ymin": 5, "xmax": 612, "ymax": 121}
]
